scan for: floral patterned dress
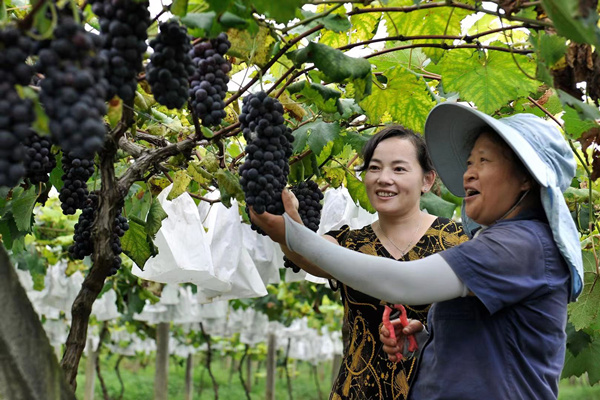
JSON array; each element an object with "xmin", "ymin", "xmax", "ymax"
[{"xmin": 327, "ymin": 217, "xmax": 468, "ymax": 400}]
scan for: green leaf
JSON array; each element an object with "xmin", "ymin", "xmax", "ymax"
[
  {"xmin": 562, "ymin": 105, "xmax": 600, "ymax": 140},
  {"xmin": 292, "ymin": 120, "xmax": 341, "ymax": 156},
  {"xmin": 383, "ymin": 0, "xmax": 470, "ymax": 63},
  {"xmin": 219, "ymin": 12, "xmax": 248, "ymax": 28},
  {"xmin": 121, "ymin": 219, "xmax": 157, "ymax": 269},
  {"xmin": 49, "ymin": 153, "xmax": 63, "ymax": 191},
  {"xmin": 568, "ymin": 251, "xmax": 600, "ymax": 330},
  {"xmin": 215, "ymin": 169, "xmax": 244, "ymax": 207},
  {"xmin": 171, "ymin": 0, "xmax": 189, "ymax": 16},
  {"xmin": 145, "ymin": 198, "xmax": 168, "ymax": 239},
  {"xmin": 320, "ymin": 13, "xmax": 351, "ymax": 33},
  {"xmin": 0, "ymin": 214, "xmax": 25, "ymax": 251},
  {"xmin": 287, "ymin": 81, "xmax": 342, "ymax": 114},
  {"xmin": 345, "ymin": 172, "xmax": 375, "ymax": 213},
  {"xmin": 337, "ymin": 98, "xmax": 363, "ymax": 120},
  {"xmin": 541, "ymin": 0, "xmax": 600, "ymax": 47},
  {"xmin": 181, "ymin": 12, "xmax": 216, "ymax": 36},
  {"xmin": 287, "ymin": 42, "xmax": 372, "ymax": 101},
  {"xmin": 250, "ymin": 0, "xmax": 304, "ymax": 23},
  {"xmin": 227, "ymin": 26, "xmax": 276, "ymax": 67},
  {"xmin": 437, "ymin": 46, "xmax": 540, "ymax": 114},
  {"xmin": 12, "ymin": 186, "xmax": 37, "ymax": 233},
  {"xmin": 167, "ymin": 170, "xmax": 192, "ymax": 200},
  {"xmin": 359, "ymin": 66, "xmax": 435, "ymax": 133},
  {"xmin": 344, "ymin": 130, "xmax": 371, "ymax": 154},
  {"xmin": 292, "ymin": 127, "xmax": 309, "ymax": 154},
  {"xmin": 557, "ymin": 90, "xmax": 600, "ymax": 122},
  {"xmin": 370, "ymin": 48, "xmax": 429, "ymax": 72},
  {"xmin": 562, "ymin": 335, "xmax": 600, "ymax": 384},
  {"xmin": 419, "ymin": 192, "xmax": 457, "ymax": 219},
  {"xmin": 0, "ymin": 1, "xmax": 6, "ymax": 21},
  {"xmin": 566, "ymin": 322, "xmax": 592, "ymax": 357}
]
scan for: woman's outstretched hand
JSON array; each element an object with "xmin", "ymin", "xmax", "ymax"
[{"xmin": 249, "ymin": 189, "xmax": 302, "ymax": 244}]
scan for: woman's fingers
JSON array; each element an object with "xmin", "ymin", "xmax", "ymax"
[
  {"xmin": 282, "ymin": 189, "xmax": 302, "ymax": 224},
  {"xmin": 402, "ymin": 319, "xmax": 424, "ymax": 336},
  {"xmin": 248, "ymin": 207, "xmax": 287, "ymax": 244}
]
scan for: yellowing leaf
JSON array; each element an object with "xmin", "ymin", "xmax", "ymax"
[
  {"xmin": 319, "ymin": 30, "xmax": 349, "ymax": 48},
  {"xmin": 359, "ymin": 66, "xmax": 435, "ymax": 133},
  {"xmin": 227, "ymin": 26, "xmax": 276, "ymax": 67},
  {"xmin": 350, "ymin": 12, "xmax": 381, "ymax": 44},
  {"xmin": 383, "ymin": 0, "xmax": 470, "ymax": 63},
  {"xmin": 167, "ymin": 170, "xmax": 192, "ymax": 200},
  {"xmin": 437, "ymin": 47, "xmax": 540, "ymax": 114}
]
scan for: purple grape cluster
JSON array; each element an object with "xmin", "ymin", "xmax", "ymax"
[
  {"xmin": 283, "ymin": 180, "xmax": 324, "ymax": 272},
  {"xmin": 146, "ymin": 20, "xmax": 194, "ymax": 109},
  {"xmin": 0, "ymin": 27, "xmax": 34, "ymax": 87},
  {"xmin": 69, "ymin": 193, "xmax": 129, "ymax": 276},
  {"xmin": 91, "ymin": 0, "xmax": 150, "ymax": 101},
  {"xmin": 0, "ymin": 86, "xmax": 36, "ymax": 187},
  {"xmin": 188, "ymin": 33, "xmax": 231, "ymax": 126},
  {"xmin": 58, "ymin": 153, "xmax": 95, "ymax": 215},
  {"xmin": 22, "ymin": 130, "xmax": 56, "ymax": 185},
  {"xmin": 36, "ymin": 15, "xmax": 109, "ymax": 159},
  {"xmin": 238, "ymin": 92, "xmax": 293, "ymax": 233}
]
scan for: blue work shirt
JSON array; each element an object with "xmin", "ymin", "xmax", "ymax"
[{"xmin": 408, "ymin": 216, "xmax": 570, "ymax": 400}]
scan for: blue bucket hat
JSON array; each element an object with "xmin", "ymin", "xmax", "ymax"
[{"xmin": 424, "ymin": 102, "xmax": 583, "ymax": 301}]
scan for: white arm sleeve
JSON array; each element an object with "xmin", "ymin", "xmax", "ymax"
[{"xmin": 284, "ymin": 214, "xmax": 468, "ymax": 304}]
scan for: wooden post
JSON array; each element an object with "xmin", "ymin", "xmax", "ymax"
[
  {"xmin": 184, "ymin": 354, "xmax": 194, "ymax": 400},
  {"xmin": 154, "ymin": 322, "xmax": 170, "ymax": 400},
  {"xmin": 265, "ymin": 333, "xmax": 277, "ymax": 400},
  {"xmin": 84, "ymin": 338, "xmax": 97, "ymax": 400}
]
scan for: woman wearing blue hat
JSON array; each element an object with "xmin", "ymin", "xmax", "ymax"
[{"xmin": 250, "ymin": 102, "xmax": 583, "ymax": 399}]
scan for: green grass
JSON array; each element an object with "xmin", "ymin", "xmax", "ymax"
[
  {"xmin": 75, "ymin": 355, "xmax": 600, "ymax": 399},
  {"xmin": 75, "ymin": 354, "xmax": 334, "ymax": 399}
]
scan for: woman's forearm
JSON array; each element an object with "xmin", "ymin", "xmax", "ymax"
[
  {"xmin": 279, "ymin": 243, "xmax": 334, "ymax": 280},
  {"xmin": 283, "ymin": 214, "xmax": 468, "ymax": 304}
]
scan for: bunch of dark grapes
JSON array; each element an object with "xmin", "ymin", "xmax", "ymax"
[
  {"xmin": 238, "ymin": 92, "xmax": 294, "ymax": 233},
  {"xmin": 110, "ymin": 210, "xmax": 129, "ymax": 275},
  {"xmin": 283, "ymin": 180, "xmax": 324, "ymax": 272},
  {"xmin": 188, "ymin": 33, "xmax": 231, "ymax": 127},
  {"xmin": 0, "ymin": 85, "xmax": 36, "ymax": 187},
  {"xmin": 58, "ymin": 153, "xmax": 95, "ymax": 215},
  {"xmin": 146, "ymin": 20, "xmax": 194, "ymax": 109},
  {"xmin": 0, "ymin": 27, "xmax": 34, "ymax": 87},
  {"xmin": 69, "ymin": 193, "xmax": 97, "ymax": 260},
  {"xmin": 36, "ymin": 15, "xmax": 109, "ymax": 159},
  {"xmin": 22, "ymin": 130, "xmax": 56, "ymax": 185},
  {"xmin": 91, "ymin": 0, "xmax": 150, "ymax": 101},
  {"xmin": 69, "ymin": 193, "xmax": 129, "ymax": 276}
]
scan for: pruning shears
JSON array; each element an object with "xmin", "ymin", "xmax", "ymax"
[{"xmin": 382, "ymin": 304, "xmax": 418, "ymax": 362}]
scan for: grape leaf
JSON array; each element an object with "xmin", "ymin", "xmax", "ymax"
[
  {"xmin": 181, "ymin": 12, "xmax": 216, "ymax": 37},
  {"xmin": 350, "ymin": 11, "xmax": 380, "ymax": 44},
  {"xmin": 558, "ymin": 90, "xmax": 600, "ymax": 122},
  {"xmin": 563, "ymin": 106, "xmax": 600, "ymax": 140},
  {"xmin": 562, "ymin": 335, "xmax": 600, "ymax": 384},
  {"xmin": 541, "ymin": 0, "xmax": 600, "ymax": 47},
  {"xmin": 219, "ymin": 12, "xmax": 248, "ymax": 29},
  {"xmin": 420, "ymin": 192, "xmax": 457, "ymax": 219},
  {"xmin": 12, "ymin": 186, "xmax": 37, "ymax": 233},
  {"xmin": 171, "ymin": 0, "xmax": 189, "ymax": 16},
  {"xmin": 145, "ymin": 197, "xmax": 168, "ymax": 239},
  {"xmin": 292, "ymin": 127, "xmax": 309, "ymax": 154},
  {"xmin": 437, "ymin": 46, "xmax": 539, "ymax": 114},
  {"xmin": 215, "ymin": 169, "xmax": 244, "ymax": 207},
  {"xmin": 228, "ymin": 25, "xmax": 275, "ymax": 67},
  {"xmin": 316, "ymin": 12, "xmax": 351, "ymax": 33},
  {"xmin": 292, "ymin": 120, "xmax": 341, "ymax": 156},
  {"xmin": 345, "ymin": 172, "xmax": 375, "ymax": 213},
  {"xmin": 359, "ymin": 66, "xmax": 435, "ymax": 133},
  {"xmin": 568, "ymin": 251, "xmax": 600, "ymax": 330},
  {"xmin": 206, "ymin": 0, "xmax": 231, "ymax": 15},
  {"xmin": 250, "ymin": 0, "xmax": 304, "ymax": 23},
  {"xmin": 287, "ymin": 42, "xmax": 372, "ymax": 101},
  {"xmin": 167, "ymin": 171, "xmax": 192, "ymax": 201},
  {"xmin": 121, "ymin": 218, "xmax": 157, "ymax": 269},
  {"xmin": 287, "ymin": 81, "xmax": 342, "ymax": 114},
  {"xmin": 318, "ymin": 30, "xmax": 349, "ymax": 50},
  {"xmin": 370, "ymin": 48, "xmax": 429, "ymax": 72},
  {"xmin": 383, "ymin": 0, "xmax": 470, "ymax": 63}
]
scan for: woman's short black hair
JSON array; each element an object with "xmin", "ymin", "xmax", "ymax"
[{"xmin": 357, "ymin": 125, "xmax": 435, "ymax": 174}]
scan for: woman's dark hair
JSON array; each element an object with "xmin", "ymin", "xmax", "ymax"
[{"xmin": 357, "ymin": 125, "xmax": 435, "ymax": 174}]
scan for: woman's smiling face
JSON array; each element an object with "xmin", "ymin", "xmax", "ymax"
[
  {"xmin": 463, "ymin": 132, "xmax": 531, "ymax": 226},
  {"xmin": 364, "ymin": 137, "xmax": 433, "ymax": 217}
]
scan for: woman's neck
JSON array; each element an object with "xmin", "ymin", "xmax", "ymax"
[{"xmin": 377, "ymin": 207, "xmax": 424, "ymax": 233}]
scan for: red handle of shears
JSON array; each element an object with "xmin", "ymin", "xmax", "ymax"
[{"xmin": 382, "ymin": 304, "xmax": 418, "ymax": 362}]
